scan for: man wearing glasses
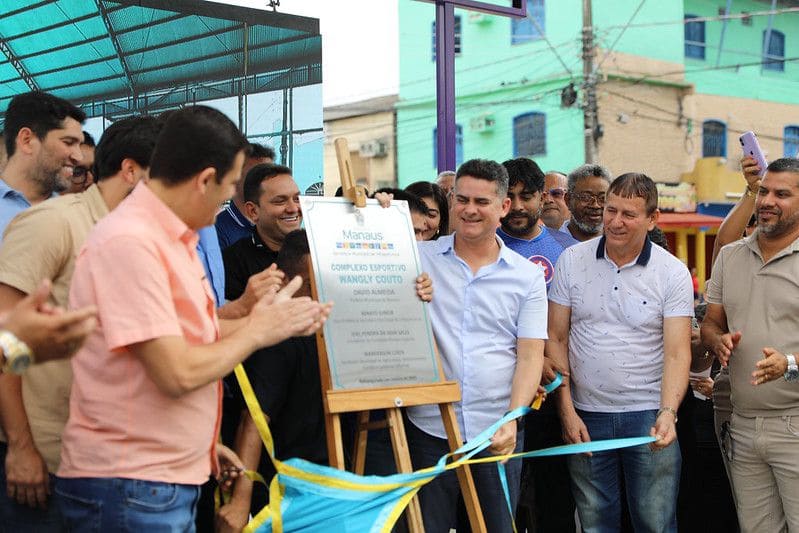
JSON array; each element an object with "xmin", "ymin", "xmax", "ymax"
[
  {"xmin": 561, "ymin": 164, "xmax": 612, "ymax": 242},
  {"xmin": 541, "ymin": 171, "xmax": 570, "ymax": 231},
  {"xmin": 65, "ymin": 132, "xmax": 95, "ymax": 195}
]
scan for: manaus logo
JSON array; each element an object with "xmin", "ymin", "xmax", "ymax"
[{"xmin": 527, "ymin": 255, "xmax": 554, "ymax": 284}]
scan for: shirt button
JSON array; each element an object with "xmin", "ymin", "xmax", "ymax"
[
  {"xmin": 614, "ymin": 286, "xmax": 618, "ymax": 290},
  {"xmin": 617, "ymin": 269, "xmax": 620, "ymax": 273}
]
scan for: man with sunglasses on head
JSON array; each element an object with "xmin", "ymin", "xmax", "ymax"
[
  {"xmin": 541, "ymin": 171, "xmax": 570, "ymax": 231},
  {"xmin": 64, "ymin": 132, "xmax": 95, "ymax": 195},
  {"xmin": 561, "ymin": 164, "xmax": 612, "ymax": 242}
]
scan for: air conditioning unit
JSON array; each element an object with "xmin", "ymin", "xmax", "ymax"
[
  {"xmin": 469, "ymin": 113, "xmax": 496, "ymax": 133},
  {"xmin": 359, "ymin": 139, "xmax": 389, "ymax": 158},
  {"xmin": 468, "ymin": 12, "xmax": 492, "ymax": 24}
]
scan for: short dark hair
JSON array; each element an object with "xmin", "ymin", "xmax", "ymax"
[
  {"xmin": 404, "ymin": 181, "xmax": 449, "ymax": 239},
  {"xmin": 82, "ymin": 131, "xmax": 96, "ymax": 147},
  {"xmin": 374, "ymin": 187, "xmax": 429, "ymax": 215},
  {"xmin": 149, "ymin": 106, "xmax": 248, "ymax": 186},
  {"xmin": 502, "ymin": 157, "xmax": 545, "ymax": 194},
  {"xmin": 608, "ymin": 172, "xmax": 659, "ymax": 215},
  {"xmin": 334, "ymin": 185, "xmax": 370, "ymax": 197},
  {"xmin": 248, "ymin": 142, "xmax": 275, "ymax": 161},
  {"xmin": 766, "ymin": 157, "xmax": 799, "ymax": 175},
  {"xmin": 455, "ymin": 158, "xmax": 509, "ymax": 197},
  {"xmin": 94, "ymin": 116, "xmax": 163, "ymax": 181},
  {"xmin": 243, "ymin": 162, "xmax": 293, "ymax": 203},
  {"xmin": 648, "ymin": 226, "xmax": 670, "ymax": 252},
  {"xmin": 4, "ymin": 91, "xmax": 86, "ymax": 157},
  {"xmin": 276, "ymin": 229, "xmax": 311, "ymax": 280}
]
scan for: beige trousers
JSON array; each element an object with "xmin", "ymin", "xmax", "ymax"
[{"xmin": 729, "ymin": 412, "xmax": 799, "ymax": 533}]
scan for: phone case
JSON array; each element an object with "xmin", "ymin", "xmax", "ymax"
[{"xmin": 739, "ymin": 131, "xmax": 768, "ymax": 178}]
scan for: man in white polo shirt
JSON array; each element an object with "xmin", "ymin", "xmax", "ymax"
[{"xmin": 548, "ymin": 172, "xmax": 693, "ymax": 532}]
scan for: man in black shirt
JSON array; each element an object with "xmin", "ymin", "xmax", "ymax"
[
  {"xmin": 222, "ymin": 163, "xmax": 301, "ymax": 300},
  {"xmin": 217, "ymin": 230, "xmax": 325, "ymax": 531}
]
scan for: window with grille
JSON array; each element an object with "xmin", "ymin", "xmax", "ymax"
[
  {"xmin": 785, "ymin": 125, "xmax": 799, "ymax": 158},
  {"xmin": 763, "ymin": 30, "xmax": 785, "ymax": 72},
  {"xmin": 511, "ymin": 0, "xmax": 545, "ymax": 45},
  {"xmin": 513, "ymin": 112, "xmax": 546, "ymax": 157},
  {"xmin": 702, "ymin": 120, "xmax": 726, "ymax": 158},
  {"xmin": 433, "ymin": 125, "xmax": 464, "ymax": 168},
  {"xmin": 432, "ymin": 16, "xmax": 462, "ymax": 61},
  {"xmin": 685, "ymin": 15, "xmax": 705, "ymax": 59}
]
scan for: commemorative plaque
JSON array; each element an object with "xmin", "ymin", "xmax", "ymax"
[{"xmin": 300, "ymin": 196, "xmax": 440, "ymax": 390}]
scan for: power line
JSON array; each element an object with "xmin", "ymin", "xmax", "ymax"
[
  {"xmin": 600, "ymin": 89, "xmax": 794, "ymax": 143},
  {"xmin": 525, "ymin": 9, "xmax": 575, "ymax": 78},
  {"xmin": 595, "ymin": 0, "xmax": 647, "ymax": 71},
  {"xmin": 600, "ymin": 6, "xmax": 799, "ymax": 30},
  {"xmin": 615, "ymin": 55, "xmax": 799, "ymax": 87}
]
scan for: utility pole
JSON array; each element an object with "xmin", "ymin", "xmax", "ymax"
[{"xmin": 582, "ymin": 0, "xmax": 598, "ymax": 164}]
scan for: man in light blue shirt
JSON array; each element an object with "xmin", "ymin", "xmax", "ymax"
[
  {"xmin": 0, "ymin": 91, "xmax": 86, "ymax": 242},
  {"xmin": 406, "ymin": 158, "xmax": 547, "ymax": 532}
]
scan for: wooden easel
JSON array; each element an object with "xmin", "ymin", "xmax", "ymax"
[{"xmin": 306, "ymin": 139, "xmax": 486, "ymax": 533}]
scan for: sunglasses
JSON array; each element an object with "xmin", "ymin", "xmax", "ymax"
[
  {"xmin": 71, "ymin": 166, "xmax": 93, "ymax": 184},
  {"xmin": 542, "ymin": 187, "xmax": 566, "ymax": 199}
]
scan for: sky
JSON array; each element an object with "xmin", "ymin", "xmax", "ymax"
[{"xmin": 218, "ymin": 0, "xmax": 399, "ymax": 107}]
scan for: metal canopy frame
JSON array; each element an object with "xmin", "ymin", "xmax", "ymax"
[
  {"xmin": 417, "ymin": 0, "xmax": 525, "ymax": 172},
  {"xmin": 0, "ymin": 0, "xmax": 322, "ymax": 122}
]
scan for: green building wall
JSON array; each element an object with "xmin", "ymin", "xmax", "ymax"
[{"xmin": 396, "ymin": 0, "xmax": 799, "ymax": 186}]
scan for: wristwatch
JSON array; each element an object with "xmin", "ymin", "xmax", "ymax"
[
  {"xmin": 784, "ymin": 354, "xmax": 799, "ymax": 382},
  {"xmin": 0, "ymin": 330, "xmax": 33, "ymax": 375}
]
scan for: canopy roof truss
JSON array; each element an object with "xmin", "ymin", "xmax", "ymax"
[{"xmin": 0, "ymin": 0, "xmax": 321, "ymax": 121}]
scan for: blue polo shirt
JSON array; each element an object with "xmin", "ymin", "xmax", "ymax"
[
  {"xmin": 407, "ymin": 233, "xmax": 548, "ymax": 440},
  {"xmin": 0, "ymin": 179, "xmax": 32, "ymax": 243},
  {"xmin": 215, "ymin": 201, "xmax": 254, "ymax": 251}
]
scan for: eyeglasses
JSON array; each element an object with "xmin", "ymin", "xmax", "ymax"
[
  {"xmin": 572, "ymin": 192, "xmax": 606, "ymax": 206},
  {"xmin": 72, "ymin": 166, "xmax": 93, "ymax": 184},
  {"xmin": 542, "ymin": 187, "xmax": 566, "ymax": 199}
]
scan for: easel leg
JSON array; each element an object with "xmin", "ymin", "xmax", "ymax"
[
  {"xmin": 439, "ymin": 403, "xmax": 487, "ymax": 533},
  {"xmin": 386, "ymin": 408, "xmax": 425, "ymax": 533},
  {"xmin": 325, "ymin": 412, "xmax": 346, "ymax": 469},
  {"xmin": 353, "ymin": 411, "xmax": 370, "ymax": 475}
]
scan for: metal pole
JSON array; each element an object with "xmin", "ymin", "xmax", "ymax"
[
  {"xmin": 582, "ymin": 0, "xmax": 597, "ymax": 164},
  {"xmin": 240, "ymin": 22, "xmax": 249, "ymax": 135},
  {"xmin": 435, "ymin": 1, "xmax": 457, "ymax": 173},
  {"xmin": 715, "ymin": 0, "xmax": 732, "ymax": 67},
  {"xmin": 280, "ymin": 88, "xmax": 288, "ymax": 165},
  {"xmin": 288, "ymin": 86, "xmax": 293, "ymax": 168}
]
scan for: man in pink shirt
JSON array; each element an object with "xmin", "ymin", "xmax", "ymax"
[{"xmin": 55, "ymin": 106, "xmax": 330, "ymax": 532}]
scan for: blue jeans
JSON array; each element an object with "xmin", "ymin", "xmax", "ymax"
[
  {"xmin": 405, "ymin": 420, "xmax": 523, "ymax": 533},
  {"xmin": 568, "ymin": 409, "xmax": 680, "ymax": 533},
  {"xmin": 54, "ymin": 477, "xmax": 200, "ymax": 533},
  {"xmin": 0, "ymin": 443, "xmax": 63, "ymax": 532}
]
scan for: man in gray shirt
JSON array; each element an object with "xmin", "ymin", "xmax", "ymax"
[{"xmin": 702, "ymin": 157, "xmax": 799, "ymax": 532}]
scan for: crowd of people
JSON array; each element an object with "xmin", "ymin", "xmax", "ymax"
[{"xmin": 0, "ymin": 89, "xmax": 796, "ymax": 533}]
